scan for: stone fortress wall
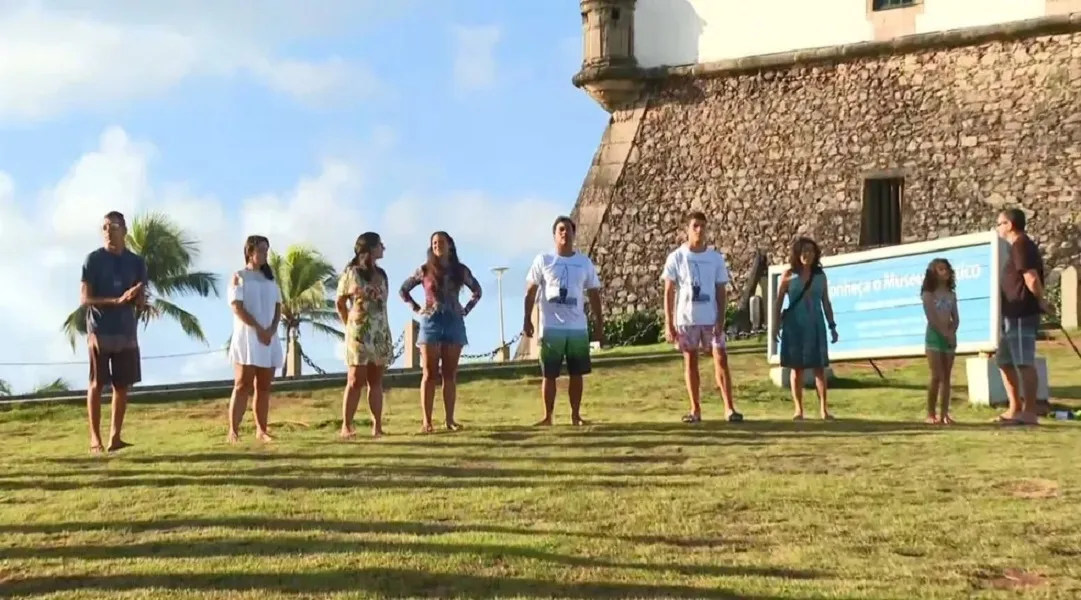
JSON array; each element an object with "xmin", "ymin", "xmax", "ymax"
[{"xmin": 569, "ymin": 1, "xmax": 1081, "ymax": 317}]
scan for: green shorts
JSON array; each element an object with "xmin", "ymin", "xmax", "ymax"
[
  {"xmin": 539, "ymin": 329, "xmax": 592, "ymax": 378},
  {"xmin": 925, "ymin": 327, "xmax": 955, "ymax": 354}
]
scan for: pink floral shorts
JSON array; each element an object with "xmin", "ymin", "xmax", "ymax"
[{"xmin": 675, "ymin": 325, "xmax": 726, "ymax": 353}]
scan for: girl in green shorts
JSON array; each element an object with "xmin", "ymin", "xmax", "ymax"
[{"xmin": 921, "ymin": 258, "xmax": 959, "ymax": 425}]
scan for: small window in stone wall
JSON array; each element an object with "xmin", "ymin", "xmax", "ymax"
[
  {"xmin": 861, "ymin": 177, "xmax": 903, "ymax": 247},
  {"xmin": 872, "ymin": 0, "xmax": 918, "ymax": 10}
]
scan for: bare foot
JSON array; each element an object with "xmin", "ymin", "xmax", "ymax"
[
  {"xmin": 571, "ymin": 417, "xmax": 590, "ymax": 426},
  {"xmin": 372, "ymin": 427, "xmax": 384, "ymax": 439},
  {"xmin": 256, "ymin": 431, "xmax": 274, "ymax": 443},
  {"xmin": 419, "ymin": 422, "xmax": 435, "ymax": 434},
  {"xmin": 89, "ymin": 441, "xmax": 104, "ymax": 455},
  {"xmin": 940, "ymin": 414, "xmax": 954, "ymax": 425},
  {"xmin": 792, "ymin": 413, "xmax": 804, "ymax": 421},
  {"xmin": 821, "ymin": 413, "xmax": 835, "ymax": 421},
  {"xmin": 446, "ymin": 421, "xmax": 463, "ymax": 432},
  {"xmin": 227, "ymin": 430, "xmax": 241, "ymax": 444},
  {"xmin": 106, "ymin": 439, "xmax": 132, "ymax": 453},
  {"xmin": 533, "ymin": 417, "xmax": 552, "ymax": 427},
  {"xmin": 925, "ymin": 414, "xmax": 939, "ymax": 425},
  {"xmin": 339, "ymin": 428, "xmax": 356, "ymax": 440}
]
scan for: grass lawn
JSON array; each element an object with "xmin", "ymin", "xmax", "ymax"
[{"xmin": 3, "ymin": 338, "xmax": 1081, "ymax": 599}]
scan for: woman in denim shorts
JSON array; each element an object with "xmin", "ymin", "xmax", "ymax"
[{"xmin": 400, "ymin": 231, "xmax": 482, "ymax": 432}]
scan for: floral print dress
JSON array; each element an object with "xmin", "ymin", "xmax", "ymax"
[{"xmin": 337, "ymin": 266, "xmax": 395, "ymax": 366}]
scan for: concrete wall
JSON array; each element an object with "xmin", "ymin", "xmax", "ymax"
[{"xmin": 634, "ymin": 0, "xmax": 1076, "ymax": 68}]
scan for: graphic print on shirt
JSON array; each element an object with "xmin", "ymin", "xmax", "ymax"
[
  {"xmin": 547, "ymin": 264, "xmax": 579, "ymax": 306},
  {"xmin": 687, "ymin": 259, "xmax": 711, "ymax": 304}
]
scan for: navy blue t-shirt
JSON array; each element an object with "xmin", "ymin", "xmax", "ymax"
[{"xmin": 81, "ymin": 248, "xmax": 148, "ymax": 337}]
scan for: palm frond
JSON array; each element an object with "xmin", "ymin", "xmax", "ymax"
[
  {"xmin": 32, "ymin": 378, "xmax": 71, "ymax": 394},
  {"xmin": 302, "ymin": 318, "xmax": 345, "ymax": 340},
  {"xmin": 61, "ymin": 306, "xmax": 90, "ymax": 351},
  {"xmin": 150, "ymin": 298, "xmax": 209, "ymax": 345},
  {"xmin": 154, "ymin": 271, "xmax": 221, "ymax": 298}
]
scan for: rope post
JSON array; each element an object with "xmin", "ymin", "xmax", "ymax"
[
  {"xmin": 1062, "ymin": 265, "xmax": 1078, "ymax": 330},
  {"xmin": 403, "ymin": 320, "xmax": 420, "ymax": 369}
]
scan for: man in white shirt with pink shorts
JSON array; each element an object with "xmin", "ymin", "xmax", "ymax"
[{"xmin": 662, "ymin": 211, "xmax": 743, "ymax": 424}]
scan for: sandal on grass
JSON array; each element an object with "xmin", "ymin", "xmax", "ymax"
[{"xmin": 681, "ymin": 413, "xmax": 701, "ymax": 424}]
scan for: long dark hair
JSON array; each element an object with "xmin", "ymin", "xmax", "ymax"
[
  {"xmin": 424, "ymin": 230, "xmax": 464, "ymax": 296},
  {"xmin": 788, "ymin": 237, "xmax": 823, "ymax": 274},
  {"xmin": 243, "ymin": 235, "xmax": 274, "ymax": 281},
  {"xmin": 347, "ymin": 232, "xmax": 387, "ymax": 283},
  {"xmin": 921, "ymin": 258, "xmax": 956, "ymax": 293}
]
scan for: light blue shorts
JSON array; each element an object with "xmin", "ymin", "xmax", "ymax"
[{"xmin": 417, "ymin": 309, "xmax": 468, "ymax": 346}]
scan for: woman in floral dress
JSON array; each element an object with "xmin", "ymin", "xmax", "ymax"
[{"xmin": 335, "ymin": 231, "xmax": 395, "ymax": 438}]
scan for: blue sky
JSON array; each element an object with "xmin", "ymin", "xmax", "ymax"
[{"xmin": 0, "ymin": 1, "xmax": 608, "ymax": 392}]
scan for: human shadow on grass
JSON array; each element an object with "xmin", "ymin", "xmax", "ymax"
[
  {"xmin": 1, "ymin": 463, "xmax": 683, "ymax": 483},
  {"xmin": 0, "ymin": 568, "xmax": 781, "ymax": 599},
  {"xmin": 0, "ymin": 467, "xmax": 693, "ymax": 492},
  {"xmin": 0, "ymin": 517, "xmax": 754, "ymax": 549},
  {"xmin": 0, "ymin": 536, "xmax": 819, "ymax": 582},
  {"xmin": 551, "ymin": 419, "xmax": 999, "ymax": 438},
  {"xmin": 45, "ymin": 452, "xmax": 689, "ymax": 467}
]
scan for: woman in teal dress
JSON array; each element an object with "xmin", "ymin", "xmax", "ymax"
[{"xmin": 772, "ymin": 237, "xmax": 838, "ymax": 420}]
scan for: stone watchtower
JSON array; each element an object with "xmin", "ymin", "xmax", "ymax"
[{"xmin": 572, "ymin": 0, "xmax": 643, "ymax": 112}]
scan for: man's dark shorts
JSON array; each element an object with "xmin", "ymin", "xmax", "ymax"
[{"xmin": 89, "ymin": 335, "xmax": 142, "ymax": 388}]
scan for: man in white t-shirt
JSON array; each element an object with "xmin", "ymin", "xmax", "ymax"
[
  {"xmin": 662, "ymin": 211, "xmax": 743, "ymax": 424},
  {"xmin": 523, "ymin": 216, "xmax": 604, "ymax": 426}
]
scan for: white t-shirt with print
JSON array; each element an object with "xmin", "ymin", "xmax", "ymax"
[
  {"xmin": 527, "ymin": 251, "xmax": 602, "ymax": 335},
  {"xmin": 662, "ymin": 245, "xmax": 730, "ymax": 327}
]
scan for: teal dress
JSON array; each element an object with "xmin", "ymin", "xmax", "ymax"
[{"xmin": 779, "ymin": 272, "xmax": 829, "ymax": 369}]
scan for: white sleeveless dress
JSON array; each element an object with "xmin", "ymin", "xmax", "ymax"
[{"xmin": 227, "ymin": 269, "xmax": 284, "ymax": 369}]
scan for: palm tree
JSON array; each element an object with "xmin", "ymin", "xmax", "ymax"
[
  {"xmin": 61, "ymin": 212, "xmax": 221, "ymax": 350},
  {"xmin": 271, "ymin": 245, "xmax": 344, "ymax": 376}
]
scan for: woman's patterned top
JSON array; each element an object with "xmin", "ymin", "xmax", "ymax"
[{"xmin": 399, "ymin": 263, "xmax": 482, "ymax": 315}]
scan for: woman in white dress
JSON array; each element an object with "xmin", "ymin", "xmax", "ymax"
[{"xmin": 227, "ymin": 235, "xmax": 284, "ymax": 443}]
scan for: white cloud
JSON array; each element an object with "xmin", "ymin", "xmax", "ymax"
[
  {"xmin": 0, "ymin": 2, "xmax": 387, "ymax": 122},
  {"xmin": 452, "ymin": 25, "xmax": 502, "ymax": 92},
  {"xmin": 0, "ymin": 125, "xmax": 564, "ymax": 393}
]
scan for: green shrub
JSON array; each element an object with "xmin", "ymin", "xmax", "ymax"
[
  {"xmin": 589, "ymin": 310, "xmax": 664, "ymax": 346},
  {"xmin": 1043, "ymin": 276, "xmax": 1062, "ymax": 324}
]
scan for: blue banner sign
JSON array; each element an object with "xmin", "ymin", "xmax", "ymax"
[{"xmin": 767, "ymin": 231, "xmax": 1004, "ymax": 363}]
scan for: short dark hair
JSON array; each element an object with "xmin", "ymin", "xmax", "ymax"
[
  {"xmin": 685, "ymin": 211, "xmax": 707, "ymax": 224},
  {"xmin": 103, "ymin": 211, "xmax": 126, "ymax": 225},
  {"xmin": 1001, "ymin": 208, "xmax": 1026, "ymax": 232},
  {"xmin": 552, "ymin": 216, "xmax": 576, "ymax": 234}
]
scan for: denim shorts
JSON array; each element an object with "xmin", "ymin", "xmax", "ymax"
[{"xmin": 418, "ymin": 309, "xmax": 468, "ymax": 346}]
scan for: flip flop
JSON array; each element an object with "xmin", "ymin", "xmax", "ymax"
[
  {"xmin": 681, "ymin": 413, "xmax": 701, "ymax": 424},
  {"xmin": 727, "ymin": 412, "xmax": 744, "ymax": 423}
]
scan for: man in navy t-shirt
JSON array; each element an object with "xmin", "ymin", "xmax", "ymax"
[{"xmin": 80, "ymin": 210, "xmax": 148, "ymax": 453}]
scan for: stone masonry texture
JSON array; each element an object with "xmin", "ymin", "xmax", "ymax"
[{"xmin": 573, "ymin": 22, "xmax": 1081, "ymax": 317}]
